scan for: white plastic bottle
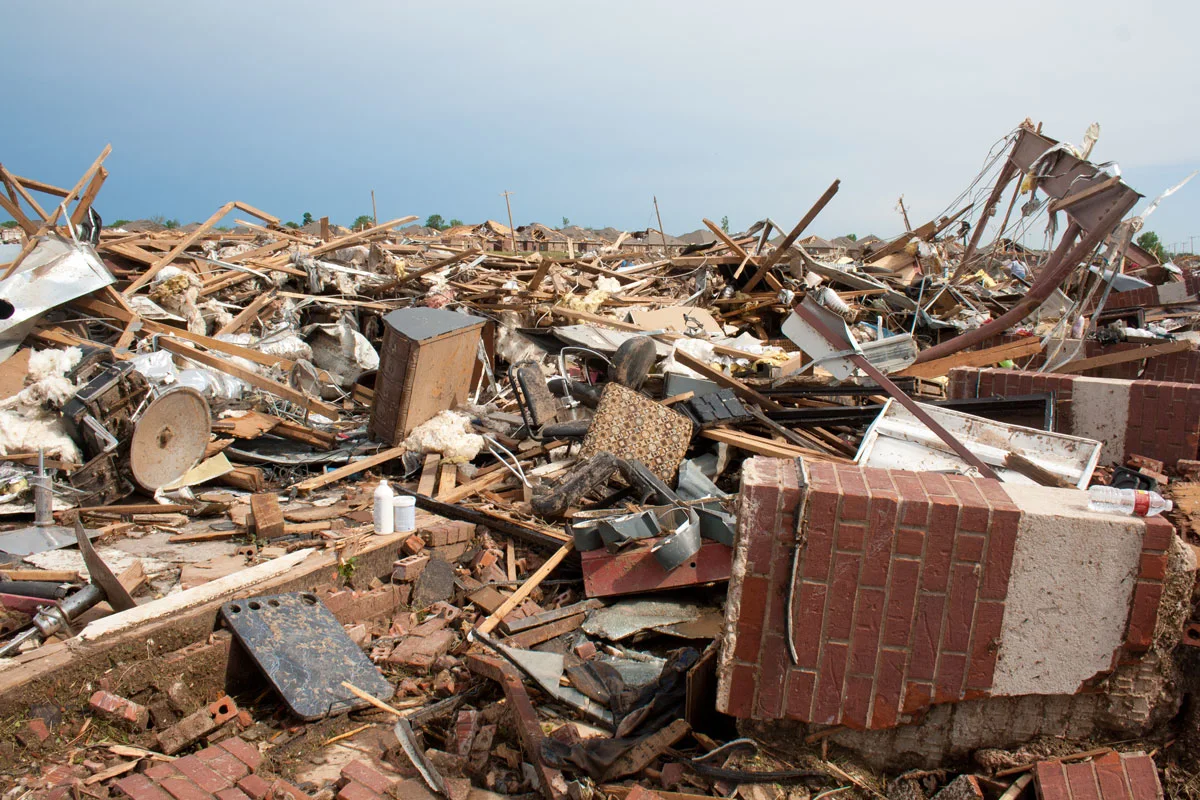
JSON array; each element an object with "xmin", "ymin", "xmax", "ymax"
[
  {"xmin": 393, "ymin": 495, "xmax": 416, "ymax": 533},
  {"xmin": 373, "ymin": 479, "xmax": 395, "ymax": 534},
  {"xmin": 1087, "ymin": 485, "xmax": 1173, "ymax": 517}
]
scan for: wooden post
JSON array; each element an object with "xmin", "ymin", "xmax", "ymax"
[{"xmin": 501, "ymin": 190, "xmax": 516, "ymax": 251}]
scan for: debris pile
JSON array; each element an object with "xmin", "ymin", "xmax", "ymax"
[{"xmin": 0, "ymin": 119, "xmax": 1198, "ymax": 800}]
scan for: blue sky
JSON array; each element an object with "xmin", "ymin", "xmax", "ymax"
[{"xmin": 4, "ymin": 0, "xmax": 1199, "ymax": 250}]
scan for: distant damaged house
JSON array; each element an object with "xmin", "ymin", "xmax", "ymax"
[
  {"xmin": 513, "ymin": 223, "xmax": 571, "ymax": 253},
  {"xmin": 795, "ymin": 234, "xmax": 838, "ymax": 258},
  {"xmin": 619, "ymin": 229, "xmax": 688, "ymax": 255},
  {"xmin": 829, "ymin": 235, "xmax": 865, "ymax": 259}
]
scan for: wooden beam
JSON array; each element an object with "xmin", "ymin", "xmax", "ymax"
[
  {"xmin": 216, "ymin": 289, "xmax": 277, "ymax": 336},
  {"xmin": 671, "ymin": 348, "xmax": 784, "ymax": 411},
  {"xmin": 304, "ymin": 217, "xmax": 418, "ymax": 259},
  {"xmin": 744, "ymin": 178, "xmax": 840, "ymax": 291},
  {"xmin": 156, "ymin": 337, "xmax": 340, "ymax": 419},
  {"xmin": 0, "ymin": 192, "xmax": 37, "ymax": 235},
  {"xmin": 1048, "ymin": 175, "xmax": 1123, "ymax": 215},
  {"xmin": 124, "ymin": 201, "xmax": 237, "ymax": 295},
  {"xmin": 896, "ymin": 337, "xmax": 1044, "ymax": 379},
  {"xmin": 1051, "ymin": 339, "xmax": 1192, "ymax": 374},
  {"xmin": 0, "ymin": 165, "xmax": 48, "ymax": 221},
  {"xmin": 69, "ymin": 166, "xmax": 108, "ymax": 227},
  {"xmin": 291, "ymin": 446, "xmax": 406, "ymax": 493},
  {"xmin": 74, "ymin": 296, "xmax": 297, "ymax": 371},
  {"xmin": 475, "ymin": 543, "xmax": 571, "ymax": 635},
  {"xmin": 10, "ymin": 175, "xmax": 68, "ymax": 197},
  {"xmin": 701, "ymin": 427, "xmax": 850, "ymax": 461}
]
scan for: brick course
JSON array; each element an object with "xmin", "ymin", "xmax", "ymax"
[
  {"xmin": 949, "ymin": 367, "xmax": 1200, "ymax": 466},
  {"xmin": 1033, "ymin": 752, "xmax": 1162, "ymax": 800}
]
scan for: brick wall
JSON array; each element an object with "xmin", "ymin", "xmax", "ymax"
[
  {"xmin": 717, "ymin": 458, "xmax": 1178, "ymax": 732},
  {"xmin": 718, "ymin": 459, "xmax": 1020, "ymax": 730},
  {"xmin": 948, "ymin": 367, "xmax": 1200, "ymax": 467}
]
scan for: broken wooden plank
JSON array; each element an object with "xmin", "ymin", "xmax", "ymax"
[
  {"xmin": 744, "ymin": 178, "xmax": 840, "ymax": 290},
  {"xmin": 475, "ymin": 543, "xmax": 572, "ymax": 635},
  {"xmin": 1051, "ymin": 339, "xmax": 1192, "ymax": 374},
  {"xmin": 156, "ymin": 337, "xmax": 340, "ymax": 420},
  {"xmin": 896, "ymin": 337, "xmax": 1044, "ymax": 379},
  {"xmin": 671, "ymin": 349, "xmax": 785, "ymax": 411},
  {"xmin": 291, "ymin": 446, "xmax": 406, "ymax": 493}
]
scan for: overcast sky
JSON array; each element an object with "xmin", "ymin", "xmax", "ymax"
[{"xmin": 4, "ymin": 0, "xmax": 1199, "ymax": 250}]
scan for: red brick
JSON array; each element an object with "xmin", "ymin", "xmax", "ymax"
[
  {"xmin": 1094, "ymin": 752, "xmax": 1133, "ymax": 800},
  {"xmin": 269, "ymin": 781, "xmax": 313, "ymax": 800},
  {"xmin": 835, "ymin": 521, "xmax": 866, "ymax": 551},
  {"xmin": 1065, "ymin": 761, "xmax": 1103, "ymax": 800},
  {"xmin": 793, "ymin": 582, "xmax": 827, "ymax": 669},
  {"xmin": 965, "ymin": 600, "xmax": 1004, "ymax": 690},
  {"xmin": 337, "ymin": 783, "xmax": 382, "ymax": 800},
  {"xmin": 909, "ymin": 593, "xmax": 946, "ymax": 681},
  {"xmin": 216, "ymin": 738, "xmax": 262, "ymax": 772},
  {"xmin": 825, "ymin": 552, "xmax": 862, "ymax": 641},
  {"xmin": 922, "ymin": 500, "xmax": 958, "ymax": 591},
  {"xmin": 195, "ymin": 746, "xmax": 250, "ymax": 782},
  {"xmin": 1125, "ymin": 580, "xmax": 1164, "ymax": 651},
  {"xmin": 115, "ymin": 774, "xmax": 174, "ymax": 800},
  {"xmin": 882, "ymin": 558, "xmax": 920, "ymax": 648},
  {"xmin": 1138, "ymin": 552, "xmax": 1168, "ymax": 581},
  {"xmin": 1141, "ymin": 519, "xmax": 1174, "ymax": 553},
  {"xmin": 174, "ymin": 756, "xmax": 232, "ymax": 794},
  {"xmin": 980, "ymin": 508, "xmax": 1020, "ymax": 601},
  {"xmin": 1122, "ymin": 753, "xmax": 1163, "ymax": 800},
  {"xmin": 720, "ymin": 663, "xmax": 758, "ymax": 717},
  {"xmin": 339, "ymin": 761, "xmax": 393, "ymax": 795},
  {"xmin": 784, "ymin": 669, "xmax": 817, "ymax": 720},
  {"xmin": 871, "ymin": 649, "xmax": 906, "ymax": 728},
  {"xmin": 89, "ymin": 690, "xmax": 151, "ymax": 730},
  {"xmin": 732, "ymin": 574, "xmax": 768, "ymax": 662},
  {"xmin": 944, "ymin": 563, "xmax": 981, "ymax": 653},
  {"xmin": 954, "ymin": 533, "xmax": 987, "ymax": 564},
  {"xmin": 146, "ymin": 764, "xmax": 181, "ymax": 782},
  {"xmin": 848, "ymin": 587, "xmax": 885, "ymax": 676},
  {"xmin": 901, "ymin": 681, "xmax": 932, "ymax": 715},
  {"xmin": 236, "ymin": 776, "xmax": 271, "ymax": 800},
  {"xmin": 755, "ymin": 634, "xmax": 789, "ymax": 718},
  {"xmin": 159, "ymin": 775, "xmax": 216, "ymax": 800},
  {"xmin": 802, "ymin": 521, "xmax": 835, "ymax": 580},
  {"xmin": 933, "ymin": 651, "xmax": 967, "ymax": 703},
  {"xmin": 841, "ymin": 673, "xmax": 873, "ymax": 729},
  {"xmin": 861, "ymin": 497, "xmax": 897, "ymax": 587},
  {"xmin": 812, "ymin": 641, "xmax": 849, "ymax": 724},
  {"xmin": 215, "ymin": 790, "xmax": 252, "ymax": 800},
  {"xmin": 895, "ymin": 527, "xmax": 925, "ymax": 556}
]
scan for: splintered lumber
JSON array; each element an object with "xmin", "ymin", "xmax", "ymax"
[
  {"xmin": 701, "ymin": 427, "xmax": 852, "ymax": 462},
  {"xmin": 671, "ymin": 349, "xmax": 785, "ymax": 411},
  {"xmin": 417, "ymin": 453, "xmax": 441, "ymax": 496},
  {"xmin": 436, "ymin": 468, "xmax": 510, "ymax": 504},
  {"xmin": 0, "ymin": 569, "xmax": 80, "ymax": 582},
  {"xmin": 156, "ymin": 337, "xmax": 340, "ymax": 420},
  {"xmin": 124, "ymin": 201, "xmax": 237, "ymax": 294},
  {"xmin": 250, "ymin": 493, "xmax": 285, "ymax": 539},
  {"xmin": 291, "ymin": 446, "xmax": 406, "ymax": 493},
  {"xmin": 271, "ymin": 418, "xmax": 337, "ymax": 450},
  {"xmin": 305, "ymin": 217, "xmax": 418, "ymax": 258},
  {"xmin": 744, "ymin": 178, "xmax": 840, "ymax": 290},
  {"xmin": 1004, "ymin": 452, "xmax": 1074, "ymax": 488},
  {"xmin": 216, "ymin": 289, "xmax": 278, "ymax": 335},
  {"xmin": 475, "ymin": 543, "xmax": 572, "ymax": 635},
  {"xmin": 74, "ymin": 297, "xmax": 298, "ymax": 371},
  {"xmin": 1050, "ymin": 339, "xmax": 1192, "ymax": 374},
  {"xmin": 896, "ymin": 337, "xmax": 1044, "ymax": 379}
]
